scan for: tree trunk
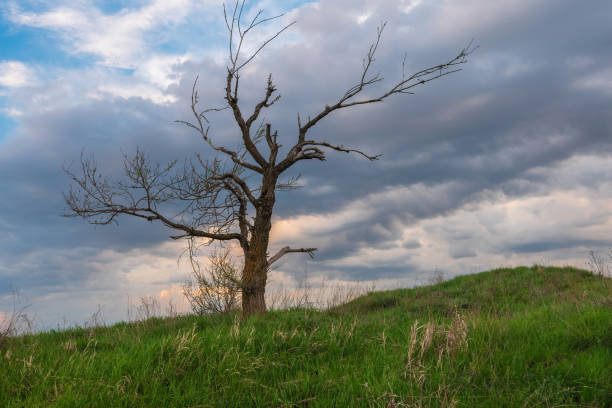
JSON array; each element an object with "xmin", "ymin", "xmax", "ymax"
[
  {"xmin": 241, "ymin": 171, "xmax": 276, "ymax": 318},
  {"xmin": 241, "ymin": 235, "xmax": 268, "ymax": 317}
]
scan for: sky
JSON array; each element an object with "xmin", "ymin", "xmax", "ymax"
[{"xmin": 1, "ymin": 0, "xmax": 611, "ymax": 329}]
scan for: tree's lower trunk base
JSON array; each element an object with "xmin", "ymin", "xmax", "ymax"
[{"xmin": 241, "ymin": 289, "xmax": 266, "ymax": 318}]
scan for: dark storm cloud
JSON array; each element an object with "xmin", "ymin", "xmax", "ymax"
[
  {"xmin": 250, "ymin": 0, "xmax": 612, "ymax": 282},
  {"xmin": 0, "ymin": 86, "xmax": 204, "ymax": 295},
  {"xmin": 510, "ymin": 239, "xmax": 610, "ymax": 255},
  {"xmin": 321, "ymin": 264, "xmax": 422, "ymax": 282}
]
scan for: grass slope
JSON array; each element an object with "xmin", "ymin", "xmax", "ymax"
[{"xmin": 1, "ymin": 266, "xmax": 611, "ymax": 407}]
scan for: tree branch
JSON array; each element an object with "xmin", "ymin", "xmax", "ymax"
[
  {"xmin": 176, "ymin": 76, "xmax": 263, "ymax": 174},
  {"xmin": 222, "ymin": 1, "xmax": 297, "ymax": 171},
  {"xmin": 299, "ymin": 30, "xmax": 475, "ymax": 134},
  {"xmin": 224, "ymin": 0, "xmax": 295, "ymax": 74},
  {"xmin": 234, "ymin": 21, "xmax": 296, "ymax": 73},
  {"xmin": 276, "ymin": 25, "xmax": 476, "ymax": 174},
  {"xmin": 299, "ymin": 140, "xmax": 381, "ymax": 161},
  {"xmin": 221, "ymin": 180, "xmax": 251, "ymax": 252},
  {"xmin": 267, "ymin": 246, "xmax": 317, "ymax": 268},
  {"xmin": 64, "ymin": 149, "xmax": 248, "ymax": 249},
  {"xmin": 147, "ymin": 209, "xmax": 244, "ymax": 243},
  {"xmin": 212, "ymin": 172, "xmax": 258, "ymax": 206},
  {"xmin": 246, "ymin": 74, "xmax": 281, "ymax": 129},
  {"xmin": 225, "ymin": 70, "xmax": 269, "ymax": 168}
]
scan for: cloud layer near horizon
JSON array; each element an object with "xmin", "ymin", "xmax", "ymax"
[{"xmin": 1, "ymin": 0, "xmax": 611, "ymax": 327}]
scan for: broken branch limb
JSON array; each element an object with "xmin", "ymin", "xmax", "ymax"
[
  {"xmin": 303, "ymin": 141, "xmax": 381, "ymax": 161},
  {"xmin": 267, "ymin": 246, "xmax": 317, "ymax": 268}
]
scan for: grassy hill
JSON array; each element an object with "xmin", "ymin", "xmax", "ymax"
[{"xmin": 1, "ymin": 266, "xmax": 610, "ymax": 407}]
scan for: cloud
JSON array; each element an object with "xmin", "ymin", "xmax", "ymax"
[
  {"xmin": 399, "ymin": 178, "xmax": 612, "ymax": 271},
  {"xmin": 574, "ymin": 68, "xmax": 612, "ymax": 95},
  {"xmin": 1, "ymin": 107, "xmax": 23, "ymax": 117},
  {"xmin": 4, "ymin": 0, "xmax": 204, "ymax": 104},
  {"xmin": 1, "ymin": 0, "xmax": 612, "ymax": 327},
  {"xmin": 399, "ymin": 0, "xmax": 423, "ymax": 14},
  {"xmin": 0, "ymin": 239, "xmax": 194, "ymax": 327},
  {"xmin": 136, "ymin": 54, "xmax": 192, "ymax": 88},
  {"xmin": 96, "ymin": 82, "xmax": 178, "ymax": 104},
  {"xmin": 8, "ymin": 0, "xmax": 194, "ymax": 68},
  {"xmin": 270, "ymin": 153, "xmax": 612, "ymax": 281},
  {"xmin": 429, "ymin": 0, "xmax": 557, "ymax": 42},
  {"xmin": 0, "ymin": 61, "xmax": 34, "ymax": 88}
]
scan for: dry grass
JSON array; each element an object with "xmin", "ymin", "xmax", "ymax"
[
  {"xmin": 0, "ymin": 292, "xmax": 32, "ymax": 349},
  {"xmin": 397, "ymin": 310, "xmax": 468, "ymax": 407},
  {"xmin": 183, "ymin": 250, "xmax": 241, "ymax": 315},
  {"xmin": 266, "ymin": 280, "xmax": 377, "ymax": 311},
  {"xmin": 586, "ymin": 249, "xmax": 612, "ymax": 277}
]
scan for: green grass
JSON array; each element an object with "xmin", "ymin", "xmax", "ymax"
[{"xmin": 1, "ymin": 266, "xmax": 611, "ymax": 407}]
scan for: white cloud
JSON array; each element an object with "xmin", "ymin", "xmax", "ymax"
[
  {"xmin": 270, "ymin": 154, "xmax": 612, "ymax": 277},
  {"xmin": 0, "ymin": 61, "xmax": 34, "ymax": 88},
  {"xmin": 135, "ymin": 54, "xmax": 191, "ymax": 88},
  {"xmin": 9, "ymin": 0, "xmax": 194, "ymax": 69},
  {"xmin": 399, "ymin": 0, "xmax": 423, "ymax": 14},
  {"xmin": 309, "ymin": 183, "xmax": 609, "ymax": 275},
  {"xmin": 96, "ymin": 83, "xmax": 177, "ymax": 104},
  {"xmin": 4, "ymin": 1, "xmax": 224, "ymax": 105},
  {"xmin": 355, "ymin": 11, "xmax": 372, "ymax": 25},
  {"xmin": 86, "ymin": 241, "xmax": 188, "ymax": 287},
  {"xmin": 3, "ymin": 240, "xmax": 194, "ymax": 328},
  {"xmin": 431, "ymin": 0, "xmax": 553, "ymax": 39},
  {"xmin": 399, "ymin": 183, "xmax": 612, "ymax": 273},
  {"xmin": 574, "ymin": 68, "xmax": 612, "ymax": 95},
  {"xmin": 1, "ymin": 107, "xmax": 24, "ymax": 117},
  {"xmin": 270, "ymin": 182, "xmax": 458, "ymax": 244}
]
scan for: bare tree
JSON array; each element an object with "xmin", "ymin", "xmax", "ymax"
[{"xmin": 64, "ymin": 1, "xmax": 475, "ymax": 317}]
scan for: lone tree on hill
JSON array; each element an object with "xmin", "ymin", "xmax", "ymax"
[{"xmin": 64, "ymin": 1, "xmax": 474, "ymax": 317}]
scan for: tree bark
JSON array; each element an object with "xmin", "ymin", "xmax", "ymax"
[
  {"xmin": 241, "ymin": 234, "xmax": 268, "ymax": 317},
  {"xmin": 241, "ymin": 171, "xmax": 277, "ymax": 317}
]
